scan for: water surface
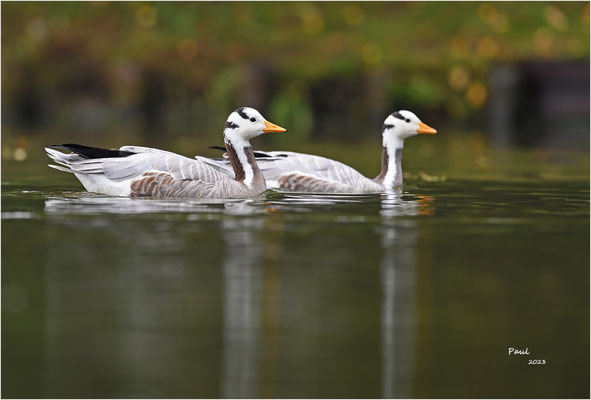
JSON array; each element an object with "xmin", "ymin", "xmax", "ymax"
[{"xmin": 2, "ymin": 161, "xmax": 589, "ymax": 398}]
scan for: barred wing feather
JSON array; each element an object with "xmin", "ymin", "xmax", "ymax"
[{"xmin": 254, "ymin": 152, "xmax": 382, "ymax": 192}]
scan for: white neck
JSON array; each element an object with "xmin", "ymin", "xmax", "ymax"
[
  {"xmin": 224, "ymin": 134, "xmax": 255, "ymax": 187},
  {"xmin": 382, "ymin": 136, "xmax": 404, "ymax": 190}
]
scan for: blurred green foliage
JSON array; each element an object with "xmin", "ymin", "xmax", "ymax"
[{"xmin": 1, "ymin": 1, "xmax": 589, "ymax": 147}]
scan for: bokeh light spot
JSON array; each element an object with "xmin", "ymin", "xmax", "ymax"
[
  {"xmin": 477, "ymin": 36, "xmax": 498, "ymax": 59},
  {"xmin": 478, "ymin": 4, "xmax": 509, "ymax": 33},
  {"xmin": 343, "ymin": 5, "xmax": 364, "ymax": 26},
  {"xmin": 466, "ymin": 82, "xmax": 487, "ymax": 108},
  {"xmin": 448, "ymin": 65, "xmax": 470, "ymax": 90},
  {"xmin": 533, "ymin": 28, "xmax": 555, "ymax": 57},
  {"xmin": 135, "ymin": 5, "xmax": 157, "ymax": 28},
  {"xmin": 478, "ymin": 4, "xmax": 497, "ymax": 23},
  {"xmin": 14, "ymin": 148, "xmax": 28, "ymax": 162},
  {"xmin": 362, "ymin": 43, "xmax": 383, "ymax": 66},
  {"xmin": 299, "ymin": 4, "xmax": 324, "ymax": 35},
  {"xmin": 545, "ymin": 5, "xmax": 568, "ymax": 31}
]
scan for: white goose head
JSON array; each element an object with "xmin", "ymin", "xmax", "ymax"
[
  {"xmin": 382, "ymin": 110, "xmax": 436, "ymax": 146},
  {"xmin": 223, "ymin": 107, "xmax": 286, "ymax": 145}
]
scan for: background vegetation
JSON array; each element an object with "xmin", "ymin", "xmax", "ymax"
[{"xmin": 2, "ymin": 2, "xmax": 589, "ymax": 176}]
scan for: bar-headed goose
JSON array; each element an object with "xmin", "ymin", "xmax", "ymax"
[
  {"xmin": 206, "ymin": 110, "xmax": 436, "ymax": 193},
  {"xmin": 45, "ymin": 107, "xmax": 287, "ymax": 199}
]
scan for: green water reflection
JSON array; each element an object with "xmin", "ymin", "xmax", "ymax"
[{"xmin": 1, "ymin": 159, "xmax": 589, "ymax": 398}]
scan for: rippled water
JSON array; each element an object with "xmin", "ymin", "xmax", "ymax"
[{"xmin": 2, "ymin": 164, "xmax": 589, "ymax": 398}]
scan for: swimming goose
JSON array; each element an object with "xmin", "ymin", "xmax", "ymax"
[
  {"xmin": 45, "ymin": 107, "xmax": 287, "ymax": 199},
  {"xmin": 206, "ymin": 110, "xmax": 436, "ymax": 193}
]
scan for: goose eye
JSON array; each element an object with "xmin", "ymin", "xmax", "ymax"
[
  {"xmin": 250, "ymin": 117, "xmax": 256, "ymax": 122},
  {"xmin": 406, "ymin": 118, "xmax": 410, "ymax": 123}
]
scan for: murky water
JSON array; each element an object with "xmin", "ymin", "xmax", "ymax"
[{"xmin": 2, "ymin": 161, "xmax": 589, "ymax": 398}]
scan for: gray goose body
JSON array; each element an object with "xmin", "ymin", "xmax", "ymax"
[
  {"xmin": 245, "ymin": 150, "xmax": 387, "ymax": 193},
  {"xmin": 45, "ymin": 107, "xmax": 287, "ymax": 199}
]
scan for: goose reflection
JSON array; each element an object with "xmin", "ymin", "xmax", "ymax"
[
  {"xmin": 379, "ymin": 192, "xmax": 433, "ymax": 398},
  {"xmin": 39, "ymin": 190, "xmax": 433, "ymax": 398},
  {"xmin": 220, "ymin": 217, "xmax": 264, "ymax": 398},
  {"xmin": 43, "ymin": 195, "xmax": 263, "ymax": 216},
  {"xmin": 41, "ymin": 196, "xmax": 265, "ymax": 397}
]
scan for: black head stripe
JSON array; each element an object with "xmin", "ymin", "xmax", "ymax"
[
  {"xmin": 382, "ymin": 123, "xmax": 394, "ymax": 132},
  {"xmin": 392, "ymin": 111, "xmax": 405, "ymax": 121},
  {"xmin": 225, "ymin": 121, "xmax": 239, "ymax": 129},
  {"xmin": 236, "ymin": 107, "xmax": 249, "ymax": 120}
]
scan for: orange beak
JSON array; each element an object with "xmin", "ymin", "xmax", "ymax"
[
  {"xmin": 417, "ymin": 121, "xmax": 437, "ymax": 134},
  {"xmin": 263, "ymin": 120, "xmax": 287, "ymax": 133}
]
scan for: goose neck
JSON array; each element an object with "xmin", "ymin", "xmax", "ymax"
[
  {"xmin": 224, "ymin": 136, "xmax": 265, "ymax": 190},
  {"xmin": 374, "ymin": 139, "xmax": 404, "ymax": 190}
]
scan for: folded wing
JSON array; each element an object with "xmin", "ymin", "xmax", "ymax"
[{"xmin": 46, "ymin": 146, "xmax": 240, "ymax": 197}]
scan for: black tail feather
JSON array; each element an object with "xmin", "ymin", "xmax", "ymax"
[{"xmin": 49, "ymin": 144, "xmax": 136, "ymax": 159}]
